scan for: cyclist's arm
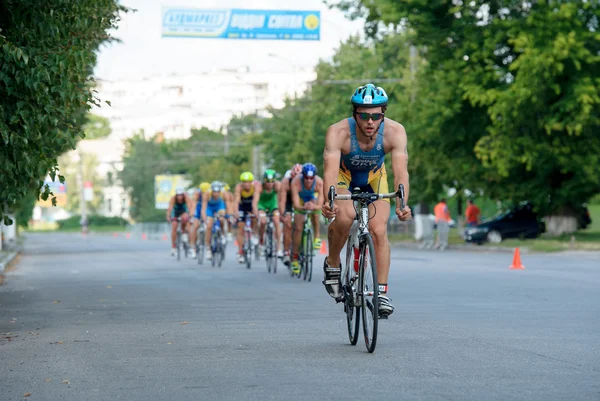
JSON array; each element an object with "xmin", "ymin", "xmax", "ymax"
[
  {"xmin": 252, "ymin": 182, "xmax": 261, "ymax": 213},
  {"xmin": 186, "ymin": 194, "xmax": 195, "ymax": 217},
  {"xmin": 291, "ymin": 176, "xmax": 303, "ymax": 211},
  {"xmin": 233, "ymin": 185, "xmax": 241, "ymax": 212},
  {"xmin": 278, "ymin": 180, "xmax": 288, "ymax": 215},
  {"xmin": 314, "ymin": 176, "xmax": 324, "ymax": 210},
  {"xmin": 201, "ymin": 193, "xmax": 209, "ymax": 221},
  {"xmin": 323, "ymin": 124, "xmax": 343, "ymax": 203},
  {"xmin": 166, "ymin": 197, "xmax": 175, "ymax": 220},
  {"xmin": 389, "ymin": 124, "xmax": 410, "ymax": 209}
]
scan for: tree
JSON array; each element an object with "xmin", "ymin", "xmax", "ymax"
[
  {"xmin": 0, "ymin": 0, "xmax": 128, "ymax": 224},
  {"xmin": 119, "ymin": 133, "xmax": 169, "ymax": 222},
  {"xmin": 57, "ymin": 152, "xmax": 104, "ymax": 214},
  {"xmin": 334, "ymin": 0, "xmax": 600, "ymax": 233},
  {"xmin": 82, "ymin": 114, "xmax": 111, "ymax": 140}
]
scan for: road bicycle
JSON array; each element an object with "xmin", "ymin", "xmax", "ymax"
[{"xmin": 329, "ymin": 184, "xmax": 405, "ymax": 353}]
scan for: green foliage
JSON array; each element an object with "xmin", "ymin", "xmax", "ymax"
[
  {"xmin": 57, "ymin": 214, "xmax": 128, "ymax": 229},
  {"xmin": 82, "ymin": 114, "xmax": 111, "ymax": 139},
  {"xmin": 332, "ymin": 0, "xmax": 600, "ymax": 215},
  {"xmin": 0, "ymin": 0, "xmax": 128, "ymax": 223},
  {"xmin": 57, "ymin": 152, "xmax": 104, "ymax": 213},
  {"xmin": 119, "ymin": 125, "xmax": 256, "ymax": 222}
]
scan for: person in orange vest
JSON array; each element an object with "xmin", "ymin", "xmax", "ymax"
[
  {"xmin": 434, "ymin": 198, "xmax": 451, "ymax": 250},
  {"xmin": 465, "ymin": 199, "xmax": 481, "ymax": 227}
]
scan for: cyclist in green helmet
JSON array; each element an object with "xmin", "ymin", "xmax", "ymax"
[{"xmin": 257, "ymin": 169, "xmax": 282, "ymax": 258}]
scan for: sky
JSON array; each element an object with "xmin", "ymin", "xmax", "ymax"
[{"xmin": 94, "ymin": 0, "xmax": 365, "ymax": 81}]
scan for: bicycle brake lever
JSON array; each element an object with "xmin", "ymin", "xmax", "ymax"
[
  {"xmin": 398, "ymin": 184, "xmax": 406, "ymax": 210},
  {"xmin": 328, "ymin": 185, "xmax": 336, "ymax": 223}
]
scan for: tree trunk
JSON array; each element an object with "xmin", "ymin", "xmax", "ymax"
[{"xmin": 544, "ymin": 215, "xmax": 577, "ymax": 236}]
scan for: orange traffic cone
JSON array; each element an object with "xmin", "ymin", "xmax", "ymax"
[
  {"xmin": 125, "ymin": 232, "xmax": 131, "ymax": 239},
  {"xmin": 141, "ymin": 233, "xmax": 148, "ymax": 240},
  {"xmin": 234, "ymin": 239, "xmax": 239, "ymax": 247},
  {"xmin": 112, "ymin": 232, "xmax": 119, "ymax": 238},
  {"xmin": 319, "ymin": 240, "xmax": 328, "ymax": 255},
  {"xmin": 509, "ymin": 248, "xmax": 525, "ymax": 270},
  {"xmin": 162, "ymin": 234, "xmax": 168, "ymax": 241}
]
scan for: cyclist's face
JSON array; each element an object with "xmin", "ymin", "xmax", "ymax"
[
  {"xmin": 264, "ymin": 180, "xmax": 274, "ymax": 189},
  {"xmin": 241, "ymin": 181, "xmax": 252, "ymax": 191},
  {"xmin": 354, "ymin": 106, "xmax": 384, "ymax": 137},
  {"xmin": 176, "ymin": 194, "xmax": 184, "ymax": 202},
  {"xmin": 211, "ymin": 190, "xmax": 220, "ymax": 199}
]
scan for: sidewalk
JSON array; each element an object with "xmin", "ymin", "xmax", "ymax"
[{"xmin": 0, "ymin": 250, "xmax": 19, "ymax": 274}]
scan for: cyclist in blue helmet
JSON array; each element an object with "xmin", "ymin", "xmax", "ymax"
[
  {"xmin": 289, "ymin": 162, "xmax": 324, "ymax": 275},
  {"xmin": 321, "ymin": 83, "xmax": 412, "ymax": 319}
]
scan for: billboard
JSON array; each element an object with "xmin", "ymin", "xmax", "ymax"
[
  {"xmin": 36, "ymin": 177, "xmax": 67, "ymax": 208},
  {"xmin": 154, "ymin": 175, "xmax": 192, "ymax": 209},
  {"xmin": 162, "ymin": 8, "xmax": 320, "ymax": 41}
]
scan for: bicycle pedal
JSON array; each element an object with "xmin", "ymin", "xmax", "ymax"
[{"xmin": 378, "ymin": 313, "xmax": 389, "ymax": 320}]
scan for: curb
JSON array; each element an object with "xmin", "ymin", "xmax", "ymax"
[
  {"xmin": 0, "ymin": 251, "xmax": 18, "ymax": 274},
  {"xmin": 391, "ymin": 241, "xmax": 524, "ymax": 254}
]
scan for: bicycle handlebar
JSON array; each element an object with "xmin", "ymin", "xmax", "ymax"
[{"xmin": 329, "ymin": 184, "xmax": 406, "ymax": 210}]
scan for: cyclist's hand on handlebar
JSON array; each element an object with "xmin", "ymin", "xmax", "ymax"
[
  {"xmin": 322, "ymin": 201, "xmax": 338, "ymax": 219},
  {"xmin": 396, "ymin": 206, "xmax": 411, "ymax": 221}
]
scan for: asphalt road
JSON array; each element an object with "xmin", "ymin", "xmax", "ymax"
[{"xmin": 1, "ymin": 233, "xmax": 599, "ymax": 401}]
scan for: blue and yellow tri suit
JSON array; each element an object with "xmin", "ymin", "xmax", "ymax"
[
  {"xmin": 297, "ymin": 178, "xmax": 318, "ymax": 209},
  {"xmin": 205, "ymin": 194, "xmax": 227, "ymax": 218},
  {"xmin": 338, "ymin": 117, "xmax": 389, "ymax": 202},
  {"xmin": 194, "ymin": 192, "xmax": 203, "ymax": 219}
]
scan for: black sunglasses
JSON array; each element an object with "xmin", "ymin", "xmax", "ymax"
[{"xmin": 356, "ymin": 112, "xmax": 384, "ymax": 121}]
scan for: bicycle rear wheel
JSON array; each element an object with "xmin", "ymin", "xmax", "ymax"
[
  {"xmin": 360, "ymin": 235, "xmax": 379, "ymax": 353},
  {"xmin": 176, "ymin": 231, "xmax": 181, "ymax": 261},
  {"xmin": 344, "ymin": 241, "xmax": 360, "ymax": 346}
]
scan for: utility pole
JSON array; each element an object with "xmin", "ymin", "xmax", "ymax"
[{"xmin": 252, "ymin": 146, "xmax": 261, "ymax": 177}]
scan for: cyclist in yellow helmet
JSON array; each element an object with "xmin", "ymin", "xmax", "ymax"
[{"xmin": 234, "ymin": 172, "xmax": 260, "ymax": 264}]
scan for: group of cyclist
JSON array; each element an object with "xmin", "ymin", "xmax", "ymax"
[
  {"xmin": 166, "ymin": 163, "xmax": 325, "ymax": 275},
  {"xmin": 166, "ymin": 83, "xmax": 412, "ymax": 319}
]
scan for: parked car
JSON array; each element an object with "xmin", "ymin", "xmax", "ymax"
[
  {"xmin": 578, "ymin": 204, "xmax": 592, "ymax": 230},
  {"xmin": 464, "ymin": 202, "xmax": 544, "ymax": 244}
]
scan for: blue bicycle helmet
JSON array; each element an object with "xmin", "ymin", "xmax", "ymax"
[
  {"xmin": 350, "ymin": 83, "xmax": 388, "ymax": 107},
  {"xmin": 302, "ymin": 163, "xmax": 317, "ymax": 178}
]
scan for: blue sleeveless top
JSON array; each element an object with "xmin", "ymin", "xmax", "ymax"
[
  {"xmin": 298, "ymin": 177, "xmax": 317, "ymax": 202},
  {"xmin": 339, "ymin": 118, "xmax": 386, "ymax": 187}
]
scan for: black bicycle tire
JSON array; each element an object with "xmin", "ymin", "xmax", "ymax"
[
  {"xmin": 266, "ymin": 226, "xmax": 272, "ymax": 273},
  {"xmin": 360, "ymin": 234, "xmax": 379, "ymax": 353},
  {"xmin": 289, "ymin": 223, "xmax": 296, "ymax": 277},
  {"xmin": 245, "ymin": 230, "xmax": 252, "ymax": 269},
  {"xmin": 307, "ymin": 229, "xmax": 313, "ymax": 282},
  {"xmin": 272, "ymin": 224, "xmax": 277, "ymax": 274},
  {"xmin": 176, "ymin": 230, "xmax": 181, "ymax": 261},
  {"xmin": 345, "ymin": 241, "xmax": 360, "ymax": 346},
  {"xmin": 303, "ymin": 229, "xmax": 312, "ymax": 281}
]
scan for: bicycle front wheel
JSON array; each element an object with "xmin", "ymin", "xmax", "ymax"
[
  {"xmin": 303, "ymin": 229, "xmax": 313, "ymax": 281},
  {"xmin": 266, "ymin": 228, "xmax": 273, "ymax": 273},
  {"xmin": 176, "ymin": 231, "xmax": 181, "ymax": 261},
  {"xmin": 344, "ymin": 242, "xmax": 360, "ymax": 346},
  {"xmin": 360, "ymin": 234, "xmax": 379, "ymax": 353},
  {"xmin": 245, "ymin": 231, "xmax": 252, "ymax": 269}
]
